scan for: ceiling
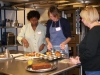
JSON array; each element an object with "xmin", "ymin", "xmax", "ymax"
[{"xmin": 0, "ymin": 0, "xmax": 100, "ymax": 10}]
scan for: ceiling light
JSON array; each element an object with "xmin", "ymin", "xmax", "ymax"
[
  {"xmin": 86, "ymin": 5, "xmax": 100, "ymax": 7},
  {"xmin": 81, "ymin": 1, "xmax": 90, "ymax": 3},
  {"xmin": 48, "ymin": 1, "xmax": 69, "ymax": 3},
  {"xmin": 59, "ymin": 2, "xmax": 82, "ymax": 6},
  {"xmin": 73, "ymin": 4, "xmax": 85, "ymax": 7},
  {"xmin": 56, "ymin": 1, "xmax": 69, "ymax": 3}
]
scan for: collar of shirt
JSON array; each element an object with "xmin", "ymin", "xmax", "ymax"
[{"xmin": 52, "ymin": 21, "xmax": 59, "ymax": 27}]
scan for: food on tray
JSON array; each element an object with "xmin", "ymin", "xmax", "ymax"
[
  {"xmin": 36, "ymin": 53, "xmax": 41, "ymax": 57},
  {"xmin": 0, "ymin": 55, "xmax": 5, "ymax": 58},
  {"xmin": 46, "ymin": 51, "xmax": 52, "ymax": 56},
  {"xmin": 44, "ymin": 55, "xmax": 48, "ymax": 59},
  {"xmin": 24, "ymin": 52, "xmax": 44, "ymax": 57},
  {"xmin": 32, "ymin": 62, "xmax": 52, "ymax": 70},
  {"xmin": 55, "ymin": 51, "xmax": 61, "ymax": 57},
  {"xmin": 25, "ymin": 52, "xmax": 35, "ymax": 56}
]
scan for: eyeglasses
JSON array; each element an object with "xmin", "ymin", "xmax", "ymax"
[{"xmin": 79, "ymin": 17, "xmax": 82, "ymax": 21}]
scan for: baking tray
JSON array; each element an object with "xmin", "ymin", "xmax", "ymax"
[{"xmin": 39, "ymin": 53, "xmax": 66, "ymax": 61}]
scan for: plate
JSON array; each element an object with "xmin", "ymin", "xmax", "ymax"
[
  {"xmin": 11, "ymin": 53, "xmax": 23, "ymax": 58},
  {"xmin": 0, "ymin": 58, "xmax": 8, "ymax": 60},
  {"xmin": 0, "ymin": 55, "xmax": 12, "ymax": 60},
  {"xmin": 15, "ymin": 56, "xmax": 39, "ymax": 60},
  {"xmin": 26, "ymin": 64, "xmax": 57, "ymax": 72},
  {"xmin": 0, "ymin": 57, "xmax": 12, "ymax": 60}
]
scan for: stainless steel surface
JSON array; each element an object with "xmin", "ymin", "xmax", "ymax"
[{"xmin": 0, "ymin": 58, "xmax": 79, "ymax": 75}]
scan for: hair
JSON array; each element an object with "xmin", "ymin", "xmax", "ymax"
[
  {"xmin": 80, "ymin": 6, "xmax": 99, "ymax": 23},
  {"xmin": 27, "ymin": 10, "xmax": 40, "ymax": 21},
  {"xmin": 48, "ymin": 6, "xmax": 60, "ymax": 18}
]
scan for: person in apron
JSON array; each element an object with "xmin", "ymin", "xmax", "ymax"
[{"xmin": 46, "ymin": 6, "xmax": 71, "ymax": 58}]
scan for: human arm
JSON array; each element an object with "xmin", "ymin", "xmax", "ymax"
[
  {"xmin": 46, "ymin": 38, "xmax": 52, "ymax": 50},
  {"xmin": 60, "ymin": 37, "xmax": 71, "ymax": 50},
  {"xmin": 70, "ymin": 56, "xmax": 81, "ymax": 64},
  {"xmin": 60, "ymin": 18, "xmax": 72, "ymax": 50},
  {"xmin": 17, "ymin": 25, "xmax": 29, "ymax": 48},
  {"xmin": 45, "ymin": 20, "xmax": 53, "ymax": 50},
  {"xmin": 39, "ymin": 44, "xmax": 45, "ymax": 51},
  {"xmin": 21, "ymin": 38, "xmax": 29, "ymax": 48}
]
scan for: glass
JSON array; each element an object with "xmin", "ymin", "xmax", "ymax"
[
  {"xmin": 27, "ymin": 59, "xmax": 33, "ymax": 65},
  {"xmin": 4, "ymin": 49, "xmax": 10, "ymax": 58}
]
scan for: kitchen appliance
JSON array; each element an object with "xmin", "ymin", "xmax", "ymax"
[{"xmin": 1, "ymin": 32, "xmax": 15, "ymax": 45}]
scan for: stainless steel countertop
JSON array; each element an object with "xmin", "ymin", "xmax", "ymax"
[{"xmin": 0, "ymin": 58, "xmax": 79, "ymax": 75}]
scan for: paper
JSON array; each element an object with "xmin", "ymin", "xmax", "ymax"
[{"xmin": 10, "ymin": 53, "xmax": 23, "ymax": 58}]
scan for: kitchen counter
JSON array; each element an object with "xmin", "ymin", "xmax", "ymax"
[{"xmin": 0, "ymin": 58, "xmax": 80, "ymax": 75}]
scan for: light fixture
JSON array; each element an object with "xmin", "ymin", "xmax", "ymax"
[
  {"xmin": 59, "ymin": 2, "xmax": 82, "ymax": 6},
  {"xmin": 86, "ymin": 5, "xmax": 100, "ymax": 7},
  {"xmin": 73, "ymin": 4, "xmax": 85, "ymax": 7},
  {"xmin": 81, "ymin": 1, "xmax": 90, "ymax": 3},
  {"xmin": 48, "ymin": 0, "xmax": 69, "ymax": 3}
]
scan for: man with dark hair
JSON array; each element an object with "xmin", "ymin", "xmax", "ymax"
[{"xmin": 17, "ymin": 10, "xmax": 47, "ymax": 53}]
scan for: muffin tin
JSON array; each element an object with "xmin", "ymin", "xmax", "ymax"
[{"xmin": 39, "ymin": 52, "xmax": 65, "ymax": 61}]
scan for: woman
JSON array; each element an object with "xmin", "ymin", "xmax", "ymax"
[
  {"xmin": 70, "ymin": 7, "xmax": 100, "ymax": 75},
  {"xmin": 17, "ymin": 10, "xmax": 46, "ymax": 53},
  {"xmin": 46, "ymin": 6, "xmax": 71, "ymax": 57}
]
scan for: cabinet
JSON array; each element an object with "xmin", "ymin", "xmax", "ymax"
[{"xmin": 0, "ymin": 6, "xmax": 24, "ymax": 52}]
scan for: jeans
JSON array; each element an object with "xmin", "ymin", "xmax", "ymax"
[{"xmin": 85, "ymin": 71, "xmax": 100, "ymax": 75}]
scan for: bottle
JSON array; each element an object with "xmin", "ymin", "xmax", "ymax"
[{"xmin": 4, "ymin": 49, "xmax": 10, "ymax": 58}]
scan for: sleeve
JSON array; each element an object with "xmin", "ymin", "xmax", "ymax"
[
  {"xmin": 79, "ymin": 31, "xmax": 100, "ymax": 64},
  {"xmin": 62, "ymin": 19, "xmax": 72, "ymax": 38},
  {"xmin": 17, "ymin": 25, "xmax": 26, "ymax": 45},
  {"xmin": 65, "ymin": 19, "xmax": 71, "ymax": 37},
  {"xmin": 46, "ymin": 20, "xmax": 51, "ymax": 38}
]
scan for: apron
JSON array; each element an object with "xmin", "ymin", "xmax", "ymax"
[{"xmin": 50, "ymin": 20, "xmax": 69, "ymax": 58}]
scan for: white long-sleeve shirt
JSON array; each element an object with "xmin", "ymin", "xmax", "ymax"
[{"xmin": 17, "ymin": 23, "xmax": 47, "ymax": 53}]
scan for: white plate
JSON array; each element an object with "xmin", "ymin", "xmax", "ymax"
[
  {"xmin": 0, "ymin": 55, "xmax": 12, "ymax": 60},
  {"xmin": 0, "ymin": 58, "xmax": 8, "ymax": 60},
  {"xmin": 10, "ymin": 53, "xmax": 23, "ymax": 58},
  {"xmin": 15, "ymin": 56, "xmax": 39, "ymax": 60}
]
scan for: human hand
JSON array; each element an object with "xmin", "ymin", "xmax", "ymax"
[
  {"xmin": 60, "ymin": 42, "xmax": 66, "ymax": 50},
  {"xmin": 69, "ymin": 56, "xmax": 81, "ymax": 64},
  {"xmin": 39, "ymin": 44, "xmax": 45, "ymax": 52},
  {"xmin": 47, "ymin": 42, "xmax": 52, "ymax": 50},
  {"xmin": 75, "ymin": 56, "xmax": 81, "ymax": 64},
  {"xmin": 22, "ymin": 38, "xmax": 29, "ymax": 48},
  {"xmin": 69, "ymin": 57, "xmax": 78, "ymax": 64}
]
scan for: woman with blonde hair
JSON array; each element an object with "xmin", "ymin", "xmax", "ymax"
[{"xmin": 70, "ymin": 6, "xmax": 100, "ymax": 75}]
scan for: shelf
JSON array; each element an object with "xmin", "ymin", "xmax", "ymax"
[
  {"xmin": 0, "ymin": 26, "xmax": 23, "ymax": 28},
  {"xmin": 0, "ymin": 44, "xmax": 22, "ymax": 48},
  {"xmin": 0, "ymin": 6, "xmax": 24, "ymax": 10}
]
